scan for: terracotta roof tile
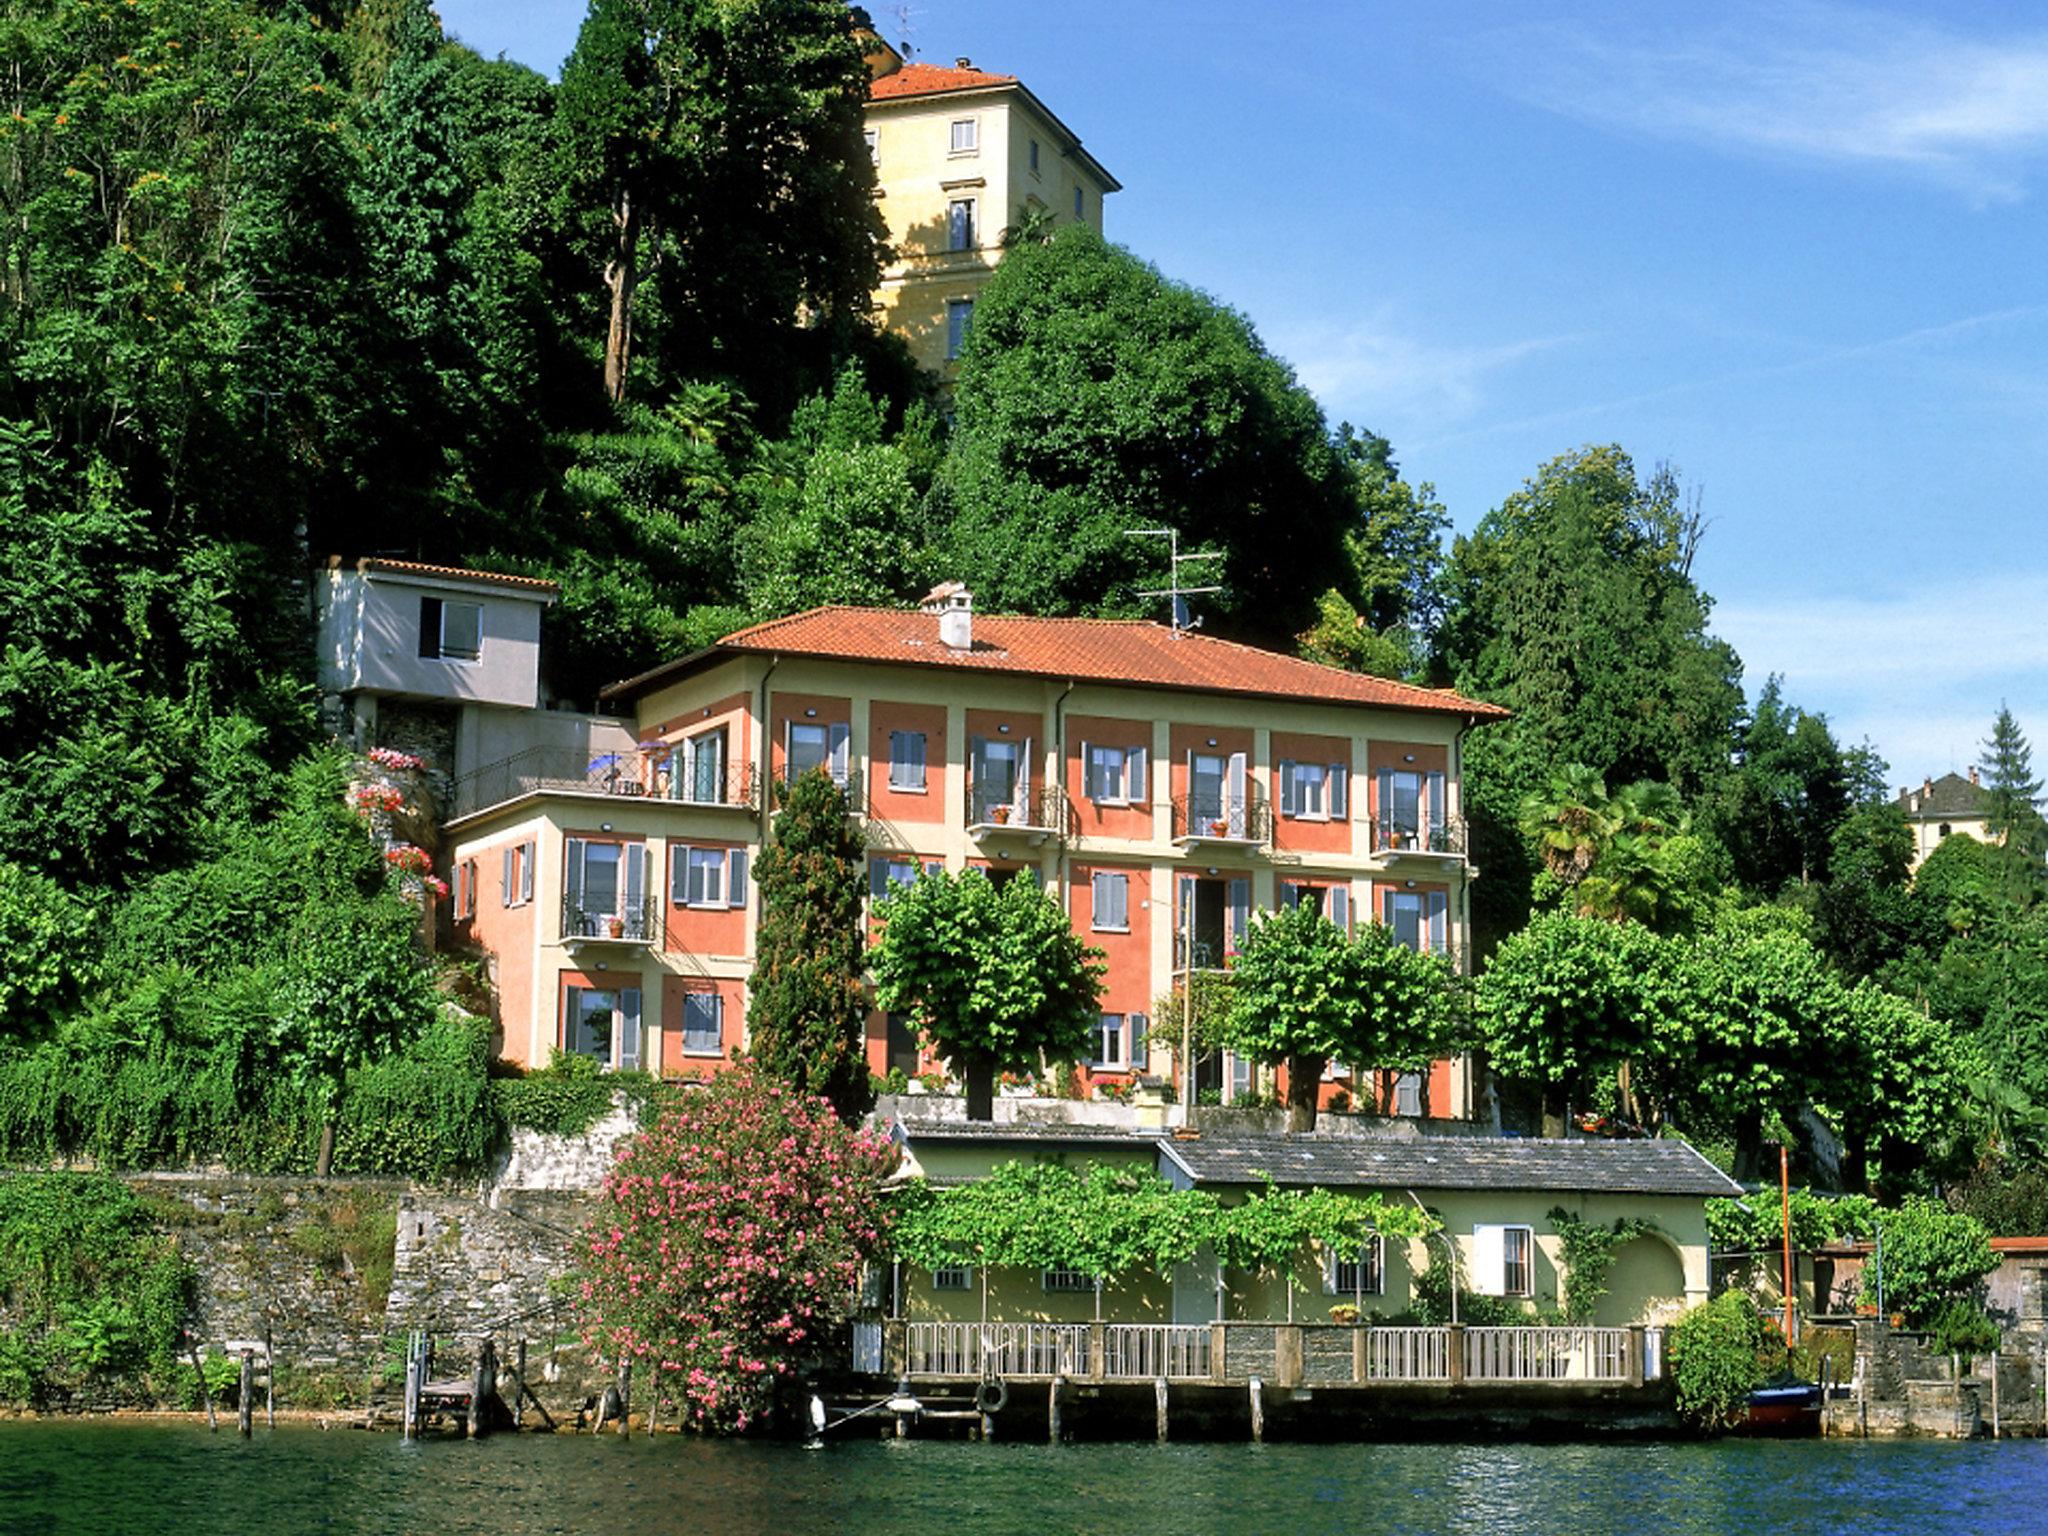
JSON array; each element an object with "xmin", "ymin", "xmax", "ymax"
[
  {"xmin": 350, "ymin": 557, "xmax": 559, "ymax": 597},
  {"xmin": 869, "ymin": 62, "xmax": 1018, "ymax": 100},
  {"xmin": 605, "ymin": 605, "xmax": 1505, "ymax": 719}
]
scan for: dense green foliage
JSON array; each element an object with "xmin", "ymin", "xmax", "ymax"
[
  {"xmin": 0, "ymin": 1173, "xmax": 195, "ymax": 1406},
  {"xmin": 1548, "ymin": 1209, "xmax": 1657, "ymax": 1325},
  {"xmin": 871, "ymin": 868, "xmax": 1105, "ymax": 1119},
  {"xmin": 1869, "ymin": 1198, "xmax": 1997, "ymax": 1326},
  {"xmin": 747, "ymin": 769, "xmax": 872, "ymax": 1120},
  {"xmin": 1667, "ymin": 1291, "xmax": 1784, "ymax": 1432}
]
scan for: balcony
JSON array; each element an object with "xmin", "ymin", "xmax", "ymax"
[
  {"xmin": 453, "ymin": 748, "xmax": 758, "ymax": 819},
  {"xmin": 560, "ymin": 896, "xmax": 660, "ymax": 946},
  {"xmin": 966, "ymin": 786, "xmax": 1068, "ymax": 845},
  {"xmin": 1369, "ymin": 816, "xmax": 1467, "ymax": 859},
  {"xmin": 1172, "ymin": 790, "xmax": 1271, "ymax": 850}
]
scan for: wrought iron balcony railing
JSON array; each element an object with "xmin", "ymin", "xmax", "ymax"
[
  {"xmin": 1171, "ymin": 790, "xmax": 1272, "ymax": 847},
  {"xmin": 1368, "ymin": 816, "xmax": 1467, "ymax": 857},
  {"xmin": 966, "ymin": 785, "xmax": 1069, "ymax": 837},
  {"xmin": 560, "ymin": 896, "xmax": 660, "ymax": 944},
  {"xmin": 453, "ymin": 747, "xmax": 758, "ymax": 819}
]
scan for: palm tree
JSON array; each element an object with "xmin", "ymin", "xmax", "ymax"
[{"xmin": 1519, "ymin": 764, "xmax": 1616, "ymax": 889}]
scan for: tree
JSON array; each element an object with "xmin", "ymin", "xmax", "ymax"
[
  {"xmin": 871, "ymin": 868, "xmax": 1104, "ymax": 1120},
  {"xmin": 747, "ymin": 769, "xmax": 871, "ymax": 1120},
  {"xmin": 1519, "ymin": 767, "xmax": 1706, "ymax": 932},
  {"xmin": 1874, "ymin": 1197, "xmax": 1998, "ymax": 1327},
  {"xmin": 1224, "ymin": 902, "xmax": 1458, "ymax": 1131},
  {"xmin": 1711, "ymin": 677, "xmax": 1853, "ymax": 893},
  {"xmin": 942, "ymin": 225, "xmax": 1358, "ymax": 649},
  {"xmin": 553, "ymin": 0, "xmax": 884, "ymax": 404},
  {"xmin": 575, "ymin": 1063, "xmax": 892, "ymax": 1432},
  {"xmin": 1981, "ymin": 706, "xmax": 2047, "ymax": 906},
  {"xmin": 1812, "ymin": 803, "xmax": 1928, "ymax": 978}
]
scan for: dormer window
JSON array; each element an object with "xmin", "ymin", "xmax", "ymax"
[{"xmin": 418, "ymin": 596, "xmax": 482, "ymax": 662}]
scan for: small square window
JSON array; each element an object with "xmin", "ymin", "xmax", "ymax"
[
  {"xmin": 889, "ymin": 730, "xmax": 927, "ymax": 791},
  {"xmin": 932, "ymin": 1265, "xmax": 974, "ymax": 1291},
  {"xmin": 1042, "ymin": 1267, "xmax": 1094, "ymax": 1294},
  {"xmin": 680, "ymin": 991, "xmax": 722, "ymax": 1055},
  {"xmin": 950, "ymin": 117, "xmax": 978, "ymax": 155},
  {"xmin": 1326, "ymin": 1238, "xmax": 1385, "ymax": 1297}
]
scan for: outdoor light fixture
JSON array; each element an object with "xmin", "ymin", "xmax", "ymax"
[
  {"xmin": 1405, "ymin": 880, "xmax": 1417, "ymax": 889},
  {"xmin": 1206, "ymin": 738, "xmax": 1218, "ymax": 747},
  {"xmin": 1404, "ymin": 753, "xmax": 1416, "ymax": 763},
  {"xmin": 805, "ymin": 707, "xmax": 817, "ymax": 717},
  {"xmin": 600, "ymin": 823, "xmax": 613, "ymax": 832},
  {"xmin": 998, "ymin": 724, "xmax": 1010, "ymax": 733},
  {"xmin": 1207, "ymin": 866, "xmax": 1219, "ymax": 876}
]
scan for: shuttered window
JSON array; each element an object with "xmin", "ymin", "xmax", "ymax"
[{"xmin": 1090, "ymin": 871, "xmax": 1129, "ymax": 931}]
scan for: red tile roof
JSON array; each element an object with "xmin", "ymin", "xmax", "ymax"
[
  {"xmin": 348, "ymin": 557, "xmax": 560, "ymax": 597},
  {"xmin": 604, "ymin": 605, "xmax": 1507, "ymax": 720},
  {"xmin": 869, "ymin": 62, "xmax": 1018, "ymax": 101}
]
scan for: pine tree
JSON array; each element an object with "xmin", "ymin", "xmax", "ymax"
[
  {"xmin": 746, "ymin": 770, "xmax": 872, "ymax": 1119},
  {"xmin": 1982, "ymin": 706, "xmax": 2047, "ymax": 906}
]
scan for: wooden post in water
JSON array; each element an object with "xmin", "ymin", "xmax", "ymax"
[
  {"xmin": 238, "ymin": 1350, "xmax": 254, "ymax": 1438},
  {"xmin": 1248, "ymin": 1375, "xmax": 1264, "ymax": 1443},
  {"xmin": 188, "ymin": 1343, "xmax": 217, "ymax": 1433},
  {"xmin": 648, "ymin": 1367, "xmax": 663, "ymax": 1436},
  {"xmin": 1992, "ymin": 1351, "xmax": 2002, "ymax": 1439},
  {"xmin": 513, "ymin": 1339, "xmax": 527, "ymax": 1431},
  {"xmin": 265, "ymin": 1330, "xmax": 275, "ymax": 1429},
  {"xmin": 468, "ymin": 1339, "xmax": 493, "ymax": 1439},
  {"xmin": 1155, "ymin": 1376, "xmax": 1169, "ymax": 1443},
  {"xmin": 615, "ymin": 1358, "xmax": 631, "ymax": 1438},
  {"xmin": 1048, "ymin": 1377, "xmax": 1062, "ymax": 1444},
  {"xmin": 402, "ymin": 1340, "xmax": 421, "ymax": 1441}
]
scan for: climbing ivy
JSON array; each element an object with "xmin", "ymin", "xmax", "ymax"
[{"xmin": 1549, "ymin": 1207, "xmax": 1659, "ymax": 1324}]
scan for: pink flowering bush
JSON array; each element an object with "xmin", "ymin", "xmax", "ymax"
[
  {"xmin": 575, "ymin": 1062, "xmax": 894, "ymax": 1433},
  {"xmin": 348, "ymin": 784, "xmax": 405, "ymax": 815},
  {"xmin": 383, "ymin": 844, "xmax": 431, "ymax": 874},
  {"xmin": 366, "ymin": 747, "xmax": 426, "ymax": 774}
]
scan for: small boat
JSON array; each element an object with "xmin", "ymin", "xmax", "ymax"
[{"xmin": 1732, "ymin": 1381, "xmax": 1823, "ymax": 1437}]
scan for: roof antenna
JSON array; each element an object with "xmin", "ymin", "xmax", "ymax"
[{"xmin": 1127, "ymin": 527, "xmax": 1222, "ymax": 634}]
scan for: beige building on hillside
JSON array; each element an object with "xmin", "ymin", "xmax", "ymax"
[
  {"xmin": 864, "ymin": 48, "xmax": 1120, "ymax": 379},
  {"xmin": 1898, "ymin": 768, "xmax": 1998, "ymax": 871}
]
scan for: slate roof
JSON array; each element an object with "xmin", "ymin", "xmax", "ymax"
[
  {"xmin": 1154, "ymin": 1134, "xmax": 1741, "ymax": 1198},
  {"xmin": 604, "ymin": 605, "xmax": 1506, "ymax": 720},
  {"xmin": 1898, "ymin": 771, "xmax": 1993, "ymax": 821},
  {"xmin": 891, "ymin": 1117, "xmax": 1161, "ymax": 1148}
]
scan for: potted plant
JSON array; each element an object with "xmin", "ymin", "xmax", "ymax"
[
  {"xmin": 1209, "ymin": 816, "xmax": 1229, "ymax": 836},
  {"xmin": 1329, "ymin": 1304, "xmax": 1361, "ymax": 1325},
  {"xmin": 992, "ymin": 804, "xmax": 1011, "ymax": 824},
  {"xmin": 606, "ymin": 915, "xmax": 626, "ymax": 939}
]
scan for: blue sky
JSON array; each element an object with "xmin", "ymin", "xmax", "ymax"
[{"xmin": 437, "ymin": 0, "xmax": 2048, "ymax": 789}]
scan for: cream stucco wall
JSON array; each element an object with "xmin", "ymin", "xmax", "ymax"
[{"xmin": 315, "ymin": 567, "xmax": 547, "ymax": 711}]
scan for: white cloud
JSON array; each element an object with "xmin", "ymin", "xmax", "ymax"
[
  {"xmin": 1714, "ymin": 573, "xmax": 2048, "ymax": 777},
  {"xmin": 1266, "ymin": 316, "xmax": 1570, "ymax": 431},
  {"xmin": 1496, "ymin": 2, "xmax": 2048, "ymax": 200}
]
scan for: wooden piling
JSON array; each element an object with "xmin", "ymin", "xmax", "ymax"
[
  {"xmin": 468, "ymin": 1339, "xmax": 493, "ymax": 1439},
  {"xmin": 188, "ymin": 1343, "xmax": 217, "ymax": 1433},
  {"xmin": 238, "ymin": 1350, "xmax": 254, "ymax": 1438},
  {"xmin": 1155, "ymin": 1376, "xmax": 1169, "ymax": 1443},
  {"xmin": 1249, "ymin": 1375, "xmax": 1264, "ymax": 1443},
  {"xmin": 1048, "ymin": 1377, "xmax": 1062, "ymax": 1444},
  {"xmin": 264, "ymin": 1330, "xmax": 275, "ymax": 1429},
  {"xmin": 615, "ymin": 1358, "xmax": 631, "ymax": 1439},
  {"xmin": 513, "ymin": 1339, "xmax": 527, "ymax": 1431},
  {"xmin": 979, "ymin": 1411, "xmax": 994, "ymax": 1441},
  {"xmin": 402, "ymin": 1342, "xmax": 421, "ymax": 1441}
]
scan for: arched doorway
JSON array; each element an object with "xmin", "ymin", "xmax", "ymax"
[{"xmin": 1595, "ymin": 1235, "xmax": 1688, "ymax": 1326}]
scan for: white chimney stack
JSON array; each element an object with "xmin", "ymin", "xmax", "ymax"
[{"xmin": 922, "ymin": 582, "xmax": 974, "ymax": 651}]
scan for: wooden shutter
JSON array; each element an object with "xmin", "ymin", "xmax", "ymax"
[
  {"xmin": 1091, "ymin": 870, "xmax": 1111, "ymax": 926},
  {"xmin": 618, "ymin": 989, "xmax": 642, "ymax": 1071},
  {"xmin": 1015, "ymin": 737, "xmax": 1033, "ymax": 819},
  {"xmin": 670, "ymin": 846, "xmax": 689, "ymax": 905},
  {"xmin": 1471, "ymin": 1226, "xmax": 1507, "ymax": 1297},
  {"xmin": 624, "ymin": 844, "xmax": 646, "ymax": 926},
  {"xmin": 1330, "ymin": 884, "xmax": 1350, "ymax": 932},
  {"xmin": 1279, "ymin": 881, "xmax": 1299, "ymax": 909},
  {"xmin": 1080, "ymin": 740, "xmax": 1097, "ymax": 800},
  {"xmin": 828, "ymin": 722, "xmax": 851, "ymax": 784},
  {"xmin": 1278, "ymin": 761, "xmax": 1298, "ymax": 817},
  {"xmin": 969, "ymin": 737, "xmax": 989, "ymax": 820},
  {"xmin": 1227, "ymin": 878, "xmax": 1250, "ymax": 947},
  {"xmin": 1376, "ymin": 768, "xmax": 1394, "ymax": 844},
  {"xmin": 561, "ymin": 985, "xmax": 583, "ymax": 1053},
  {"xmin": 1129, "ymin": 1012, "xmax": 1147, "ymax": 1068},
  {"xmin": 1382, "ymin": 888, "xmax": 1396, "ymax": 928},
  {"xmin": 1128, "ymin": 746, "xmax": 1147, "ymax": 805},
  {"xmin": 1226, "ymin": 753, "xmax": 1247, "ymax": 836},
  {"xmin": 502, "ymin": 847, "xmax": 514, "ymax": 907},
  {"xmin": 1427, "ymin": 771, "xmax": 1446, "ymax": 838},
  {"xmin": 870, "ymin": 860, "xmax": 890, "ymax": 901},
  {"xmin": 1176, "ymin": 874, "xmax": 1196, "ymax": 967},
  {"xmin": 519, "ymin": 842, "xmax": 534, "ymax": 903},
  {"xmin": 728, "ymin": 848, "xmax": 749, "ymax": 909},
  {"xmin": 1427, "ymin": 891, "xmax": 1448, "ymax": 953},
  {"xmin": 418, "ymin": 596, "xmax": 442, "ymax": 658},
  {"xmin": 564, "ymin": 838, "xmax": 586, "ymax": 917},
  {"xmin": 1330, "ymin": 764, "xmax": 1348, "ymax": 821}
]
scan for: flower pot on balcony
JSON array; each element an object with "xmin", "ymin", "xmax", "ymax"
[
  {"xmin": 1329, "ymin": 1305, "xmax": 1360, "ymax": 1325},
  {"xmin": 992, "ymin": 805, "xmax": 1011, "ymax": 825},
  {"xmin": 606, "ymin": 916, "xmax": 625, "ymax": 939},
  {"xmin": 1209, "ymin": 818, "xmax": 1229, "ymax": 836}
]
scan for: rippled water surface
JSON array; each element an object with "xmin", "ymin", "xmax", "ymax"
[{"xmin": 4, "ymin": 1422, "xmax": 2046, "ymax": 1536}]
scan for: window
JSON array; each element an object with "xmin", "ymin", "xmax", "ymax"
[
  {"xmin": 1229, "ymin": 1053, "xmax": 1253, "ymax": 1103},
  {"xmin": 871, "ymin": 857, "xmax": 939, "ymax": 902},
  {"xmin": 1393, "ymin": 1071, "xmax": 1423, "ymax": 1117},
  {"xmin": 1472, "ymin": 1224, "xmax": 1535, "ymax": 1298},
  {"xmin": 1029, "ymin": 137, "xmax": 1040, "ymax": 174},
  {"xmin": 947, "ymin": 197, "xmax": 976, "ymax": 251},
  {"xmin": 678, "ymin": 989, "xmax": 723, "ymax": 1055},
  {"xmin": 949, "ymin": 116, "xmax": 978, "ymax": 154},
  {"xmin": 1073, "ymin": 185, "xmax": 1083, "ymax": 218},
  {"xmin": 932, "ymin": 1264, "xmax": 974, "ymax": 1291},
  {"xmin": 417, "ymin": 596, "xmax": 483, "ymax": 662},
  {"xmin": 1280, "ymin": 760, "xmax": 1348, "ymax": 821},
  {"xmin": 1382, "ymin": 889, "xmax": 1447, "ymax": 954},
  {"xmin": 564, "ymin": 984, "xmax": 642, "ymax": 1070},
  {"xmin": 1093, "ymin": 1011, "xmax": 1145, "ymax": 1070},
  {"xmin": 456, "ymin": 858, "xmax": 477, "ymax": 921},
  {"xmin": 501, "ymin": 840, "xmax": 535, "ymax": 907},
  {"xmin": 786, "ymin": 720, "xmax": 850, "ymax": 784},
  {"xmin": 672, "ymin": 844, "xmax": 748, "ymax": 910},
  {"xmin": 864, "ymin": 127, "xmax": 878, "ymax": 167},
  {"xmin": 1042, "ymin": 1267, "xmax": 1093, "ymax": 1293},
  {"xmin": 1377, "ymin": 767, "xmax": 1445, "ymax": 849},
  {"xmin": 969, "ymin": 735, "xmax": 1029, "ymax": 823},
  {"xmin": 564, "ymin": 839, "xmax": 648, "ymax": 937},
  {"xmin": 1084, "ymin": 742, "xmax": 1146, "ymax": 805},
  {"xmin": 946, "ymin": 299, "xmax": 974, "ymax": 360},
  {"xmin": 674, "ymin": 728, "xmax": 726, "ymax": 804},
  {"xmin": 1323, "ymin": 1237, "xmax": 1385, "ymax": 1297},
  {"xmin": 1090, "ymin": 871, "xmax": 1129, "ymax": 931},
  {"xmin": 889, "ymin": 730, "xmax": 927, "ymax": 792}
]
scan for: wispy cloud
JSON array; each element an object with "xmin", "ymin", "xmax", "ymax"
[
  {"xmin": 1714, "ymin": 573, "xmax": 2048, "ymax": 775},
  {"xmin": 1496, "ymin": 2, "xmax": 2048, "ymax": 200},
  {"xmin": 1267, "ymin": 316, "xmax": 1572, "ymax": 431}
]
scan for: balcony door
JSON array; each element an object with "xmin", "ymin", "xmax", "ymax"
[
  {"xmin": 564, "ymin": 838, "xmax": 647, "ymax": 938},
  {"xmin": 1188, "ymin": 750, "xmax": 1248, "ymax": 836},
  {"xmin": 969, "ymin": 736, "xmax": 1031, "ymax": 823}
]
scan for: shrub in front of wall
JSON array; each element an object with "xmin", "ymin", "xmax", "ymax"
[
  {"xmin": 1667, "ymin": 1291, "xmax": 1785, "ymax": 1432},
  {"xmin": 331, "ymin": 1013, "xmax": 497, "ymax": 1179},
  {"xmin": 1870, "ymin": 1196, "xmax": 1998, "ymax": 1326},
  {"xmin": 493, "ymin": 1051, "xmax": 649, "ymax": 1138}
]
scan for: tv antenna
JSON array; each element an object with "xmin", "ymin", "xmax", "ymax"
[{"xmin": 1127, "ymin": 527, "xmax": 1222, "ymax": 633}]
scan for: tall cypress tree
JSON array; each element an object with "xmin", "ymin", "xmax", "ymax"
[{"xmin": 747, "ymin": 769, "xmax": 872, "ymax": 1119}]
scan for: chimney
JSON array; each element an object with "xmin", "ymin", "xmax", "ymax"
[
  {"xmin": 1970, "ymin": 765, "xmax": 1981, "ymax": 787},
  {"xmin": 1924, "ymin": 776, "xmax": 1934, "ymax": 799},
  {"xmin": 955, "ymin": 55, "xmax": 973, "ymax": 69},
  {"xmin": 922, "ymin": 582, "xmax": 973, "ymax": 651}
]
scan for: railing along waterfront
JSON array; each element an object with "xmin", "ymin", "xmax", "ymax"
[
  {"xmin": 1105, "ymin": 1325, "xmax": 1212, "ymax": 1381},
  {"xmin": 904, "ymin": 1323, "xmax": 1088, "ymax": 1379},
  {"xmin": 1462, "ymin": 1327, "xmax": 1632, "ymax": 1383},
  {"xmin": 1362, "ymin": 1326, "xmax": 1451, "ymax": 1382}
]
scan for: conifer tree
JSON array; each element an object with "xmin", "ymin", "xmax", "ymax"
[
  {"xmin": 747, "ymin": 769, "xmax": 872, "ymax": 1120},
  {"xmin": 1982, "ymin": 706, "xmax": 2046, "ymax": 906}
]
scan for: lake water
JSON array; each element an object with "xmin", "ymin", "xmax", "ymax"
[{"xmin": 3, "ymin": 1422, "xmax": 2046, "ymax": 1536}]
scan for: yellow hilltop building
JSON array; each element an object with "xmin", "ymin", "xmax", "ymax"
[{"xmin": 864, "ymin": 44, "xmax": 1121, "ymax": 379}]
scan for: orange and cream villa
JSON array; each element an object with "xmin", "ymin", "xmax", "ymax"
[{"xmin": 423, "ymin": 580, "xmax": 1505, "ymax": 1117}]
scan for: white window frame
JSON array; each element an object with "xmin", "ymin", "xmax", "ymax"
[
  {"xmin": 1290, "ymin": 761, "xmax": 1328, "ymax": 820},
  {"xmin": 949, "ymin": 116, "xmax": 979, "ymax": 155},
  {"xmin": 676, "ymin": 727, "xmax": 726, "ymax": 805},
  {"xmin": 888, "ymin": 730, "xmax": 928, "ymax": 792},
  {"xmin": 1086, "ymin": 742, "xmax": 1146, "ymax": 806},
  {"xmin": 1041, "ymin": 1267, "xmax": 1093, "ymax": 1294},
  {"xmin": 1503, "ymin": 1225, "xmax": 1534, "ymax": 1297},
  {"xmin": 678, "ymin": 989, "xmax": 723, "ymax": 1056},
  {"xmin": 672, "ymin": 844, "xmax": 749, "ymax": 912},
  {"xmin": 502, "ymin": 840, "xmax": 535, "ymax": 908},
  {"xmin": 947, "ymin": 195, "xmax": 977, "ymax": 252},
  {"xmin": 946, "ymin": 298, "xmax": 973, "ymax": 360},
  {"xmin": 1323, "ymin": 1236, "xmax": 1386, "ymax": 1297},
  {"xmin": 1094, "ymin": 1013, "xmax": 1126, "ymax": 1070},
  {"xmin": 1472, "ymin": 1224, "xmax": 1536, "ymax": 1298},
  {"xmin": 1090, "ymin": 870, "xmax": 1129, "ymax": 932},
  {"xmin": 863, "ymin": 127, "xmax": 878, "ymax": 167},
  {"xmin": 932, "ymin": 1264, "xmax": 974, "ymax": 1292}
]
